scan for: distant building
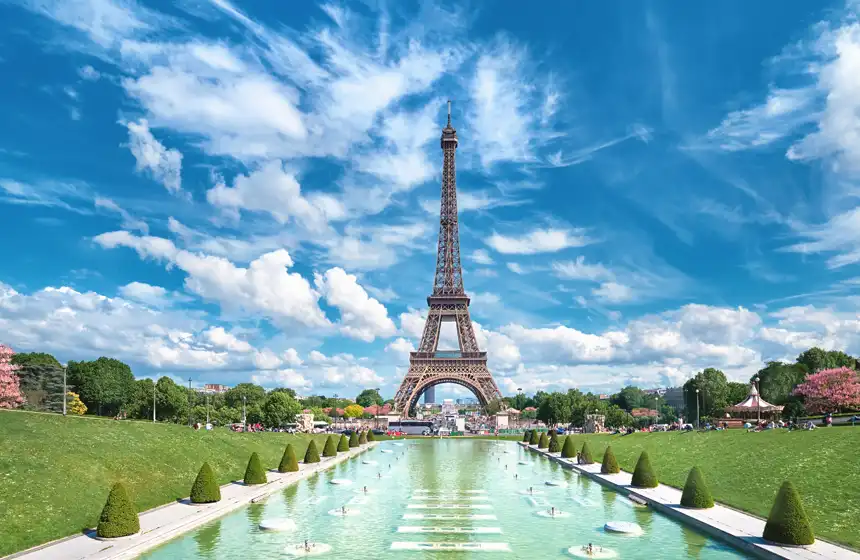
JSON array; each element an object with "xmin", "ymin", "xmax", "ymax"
[
  {"xmin": 456, "ymin": 397, "xmax": 478, "ymax": 405},
  {"xmin": 598, "ymin": 394, "xmax": 611, "ymax": 400},
  {"xmin": 643, "ymin": 388, "xmax": 667, "ymax": 396},
  {"xmin": 663, "ymin": 387, "xmax": 685, "ymax": 411},
  {"xmin": 201, "ymin": 384, "xmax": 229, "ymax": 394},
  {"xmin": 424, "ymin": 386, "xmax": 436, "ymax": 404}
]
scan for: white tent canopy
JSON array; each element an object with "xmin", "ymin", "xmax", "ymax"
[{"xmin": 725, "ymin": 383, "xmax": 784, "ymax": 414}]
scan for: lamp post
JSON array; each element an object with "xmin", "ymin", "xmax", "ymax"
[
  {"xmin": 695, "ymin": 388, "xmax": 700, "ymax": 429},
  {"xmin": 153, "ymin": 382, "xmax": 157, "ymax": 422},
  {"xmin": 755, "ymin": 376, "xmax": 761, "ymax": 424},
  {"xmin": 206, "ymin": 392, "xmax": 210, "ymax": 424},
  {"xmin": 654, "ymin": 397, "xmax": 659, "ymax": 427},
  {"xmin": 62, "ymin": 364, "xmax": 67, "ymax": 417}
]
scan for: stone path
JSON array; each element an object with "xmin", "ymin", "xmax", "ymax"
[
  {"xmin": 7, "ymin": 443, "xmax": 377, "ymax": 560},
  {"xmin": 523, "ymin": 443, "xmax": 860, "ymax": 560}
]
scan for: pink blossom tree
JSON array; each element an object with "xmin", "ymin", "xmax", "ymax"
[
  {"xmin": 793, "ymin": 367, "xmax": 860, "ymax": 413},
  {"xmin": 0, "ymin": 344, "xmax": 25, "ymax": 409}
]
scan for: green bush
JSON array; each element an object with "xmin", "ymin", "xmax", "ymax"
[
  {"xmin": 600, "ymin": 446, "xmax": 619, "ymax": 474},
  {"xmin": 580, "ymin": 442, "xmax": 594, "ymax": 464},
  {"xmin": 548, "ymin": 433, "xmax": 560, "ymax": 453},
  {"xmin": 279, "ymin": 444, "xmax": 299, "ymax": 473},
  {"xmin": 680, "ymin": 467, "xmax": 714, "ymax": 509},
  {"xmin": 338, "ymin": 434, "xmax": 350, "ymax": 452},
  {"xmin": 190, "ymin": 462, "xmax": 221, "ymax": 503},
  {"xmin": 322, "ymin": 435, "xmax": 338, "ymax": 458},
  {"xmin": 349, "ymin": 431, "xmax": 359, "ymax": 448},
  {"xmin": 529, "ymin": 430, "xmax": 539, "ymax": 445},
  {"xmin": 304, "ymin": 440, "xmax": 321, "ymax": 464},
  {"xmin": 538, "ymin": 432, "xmax": 549, "ymax": 449},
  {"xmin": 367, "ymin": 430, "xmax": 376, "ymax": 442},
  {"xmin": 522, "ymin": 430, "xmax": 531, "ymax": 442},
  {"xmin": 561, "ymin": 436, "xmax": 576, "ymax": 458},
  {"xmin": 763, "ymin": 481, "xmax": 815, "ymax": 545},
  {"xmin": 96, "ymin": 482, "xmax": 139, "ymax": 538},
  {"xmin": 630, "ymin": 451, "xmax": 658, "ymax": 488},
  {"xmin": 359, "ymin": 431, "xmax": 368, "ymax": 444},
  {"xmin": 243, "ymin": 452, "xmax": 267, "ymax": 485}
]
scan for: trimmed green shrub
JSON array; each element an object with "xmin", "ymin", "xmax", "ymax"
[
  {"xmin": 548, "ymin": 433, "xmax": 560, "ymax": 453},
  {"xmin": 538, "ymin": 432, "xmax": 549, "ymax": 449},
  {"xmin": 522, "ymin": 430, "xmax": 531, "ymax": 442},
  {"xmin": 322, "ymin": 435, "xmax": 338, "ymax": 458},
  {"xmin": 630, "ymin": 451, "xmax": 658, "ymax": 488},
  {"xmin": 190, "ymin": 462, "xmax": 221, "ymax": 503},
  {"xmin": 561, "ymin": 436, "xmax": 576, "ymax": 458},
  {"xmin": 600, "ymin": 446, "xmax": 620, "ymax": 474},
  {"xmin": 763, "ymin": 481, "xmax": 815, "ymax": 546},
  {"xmin": 337, "ymin": 434, "xmax": 350, "ymax": 452},
  {"xmin": 279, "ymin": 444, "xmax": 299, "ymax": 473},
  {"xmin": 304, "ymin": 440, "xmax": 321, "ymax": 464},
  {"xmin": 367, "ymin": 430, "xmax": 376, "ymax": 442},
  {"xmin": 359, "ymin": 431, "xmax": 368, "ymax": 444},
  {"xmin": 243, "ymin": 452, "xmax": 267, "ymax": 485},
  {"xmin": 349, "ymin": 431, "xmax": 359, "ymax": 448},
  {"xmin": 529, "ymin": 430, "xmax": 539, "ymax": 445},
  {"xmin": 580, "ymin": 442, "xmax": 594, "ymax": 464},
  {"xmin": 680, "ymin": 467, "xmax": 714, "ymax": 509},
  {"xmin": 96, "ymin": 482, "xmax": 139, "ymax": 538}
]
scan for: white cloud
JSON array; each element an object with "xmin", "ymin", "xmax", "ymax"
[
  {"xmin": 118, "ymin": 281, "xmax": 168, "ymax": 307},
  {"xmin": 202, "ymin": 326, "xmax": 253, "ymax": 353},
  {"xmin": 552, "ymin": 257, "xmax": 612, "ymax": 281},
  {"xmin": 385, "ymin": 337, "xmax": 415, "ymax": 358},
  {"xmin": 592, "ymin": 282, "xmax": 634, "ymax": 304},
  {"xmin": 469, "ymin": 249, "xmax": 494, "ymax": 265},
  {"xmin": 314, "ymin": 267, "xmax": 396, "ymax": 342},
  {"xmin": 78, "ymin": 65, "xmax": 101, "ymax": 80},
  {"xmin": 486, "ymin": 228, "xmax": 591, "ymax": 254},
  {"xmin": 506, "ymin": 263, "xmax": 525, "ymax": 274},
  {"xmin": 94, "ymin": 197, "xmax": 148, "ymax": 233},
  {"xmin": 252, "ymin": 368, "xmax": 312, "ymax": 392},
  {"xmin": 125, "ymin": 119, "xmax": 183, "ymax": 195}
]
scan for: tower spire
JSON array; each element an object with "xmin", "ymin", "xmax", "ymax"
[
  {"xmin": 447, "ymin": 99, "xmax": 452, "ymax": 127},
  {"xmin": 434, "ymin": 101, "xmax": 464, "ymax": 297}
]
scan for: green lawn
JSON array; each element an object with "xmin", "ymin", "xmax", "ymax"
[
  {"xmin": 539, "ymin": 430, "xmax": 860, "ymax": 550},
  {"xmin": 0, "ymin": 410, "xmax": 332, "ymax": 556}
]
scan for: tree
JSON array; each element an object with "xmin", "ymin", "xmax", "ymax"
[
  {"xmin": 322, "ymin": 435, "xmax": 338, "ymax": 457},
  {"xmin": 793, "ymin": 367, "xmax": 860, "ymax": 413},
  {"xmin": 279, "ymin": 444, "xmax": 299, "ymax": 472},
  {"xmin": 243, "ymin": 452, "xmax": 267, "ymax": 485},
  {"xmin": 683, "ymin": 368, "xmax": 729, "ymax": 419},
  {"xmin": 485, "ymin": 398, "xmax": 503, "ymax": 415},
  {"xmin": 754, "ymin": 361, "xmax": 809, "ymax": 405},
  {"xmin": 304, "ymin": 440, "xmax": 320, "ymax": 463},
  {"xmin": 763, "ymin": 481, "xmax": 814, "ymax": 545},
  {"xmin": 536, "ymin": 392, "xmax": 571, "ymax": 426},
  {"xmin": 67, "ymin": 391, "xmax": 87, "ymax": 415},
  {"xmin": 224, "ymin": 383, "xmax": 266, "ymax": 409},
  {"xmin": 67, "ymin": 357, "xmax": 134, "ymax": 416},
  {"xmin": 797, "ymin": 347, "xmax": 855, "ymax": 373},
  {"xmin": 155, "ymin": 377, "xmax": 189, "ymax": 422},
  {"xmin": 611, "ymin": 386, "xmax": 646, "ymax": 411},
  {"xmin": 270, "ymin": 387, "xmax": 297, "ymax": 399},
  {"xmin": 337, "ymin": 434, "xmax": 350, "ymax": 452},
  {"xmin": 0, "ymin": 345, "xmax": 25, "ymax": 409},
  {"xmin": 601, "ymin": 446, "xmax": 619, "ymax": 474},
  {"xmin": 190, "ymin": 463, "xmax": 221, "ymax": 503},
  {"xmin": 343, "ymin": 404, "xmax": 364, "ymax": 418},
  {"xmin": 11, "ymin": 353, "xmax": 63, "ymax": 411},
  {"xmin": 262, "ymin": 391, "xmax": 302, "ymax": 427},
  {"xmin": 631, "ymin": 451, "xmax": 658, "ymax": 488},
  {"xmin": 680, "ymin": 467, "xmax": 713, "ymax": 509},
  {"xmin": 605, "ymin": 405, "xmax": 631, "ymax": 429},
  {"xmin": 355, "ymin": 389, "xmax": 383, "ymax": 408},
  {"xmin": 97, "ymin": 482, "xmax": 139, "ymax": 538},
  {"xmin": 561, "ymin": 436, "xmax": 576, "ymax": 458},
  {"xmin": 725, "ymin": 382, "xmax": 749, "ymax": 408}
]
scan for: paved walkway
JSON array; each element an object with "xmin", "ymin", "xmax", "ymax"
[
  {"xmin": 522, "ymin": 443, "xmax": 860, "ymax": 560},
  {"xmin": 8, "ymin": 443, "xmax": 377, "ymax": 560}
]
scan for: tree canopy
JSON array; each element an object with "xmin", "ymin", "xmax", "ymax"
[{"xmin": 355, "ymin": 388, "xmax": 383, "ymax": 407}]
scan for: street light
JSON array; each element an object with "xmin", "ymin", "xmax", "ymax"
[
  {"xmin": 62, "ymin": 363, "xmax": 67, "ymax": 417},
  {"xmin": 755, "ymin": 376, "xmax": 761, "ymax": 424},
  {"xmin": 695, "ymin": 388, "xmax": 700, "ymax": 429},
  {"xmin": 654, "ymin": 397, "xmax": 659, "ymax": 427},
  {"xmin": 153, "ymin": 381, "xmax": 157, "ymax": 422}
]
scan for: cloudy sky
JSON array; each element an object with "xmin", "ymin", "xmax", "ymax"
[{"xmin": 2, "ymin": 0, "xmax": 860, "ymax": 400}]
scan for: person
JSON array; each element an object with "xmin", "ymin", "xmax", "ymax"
[
  {"xmin": 363, "ymin": 486, "xmax": 367, "ymax": 494},
  {"xmin": 304, "ymin": 540, "xmax": 310, "ymax": 552},
  {"xmin": 550, "ymin": 506, "xmax": 556, "ymax": 517},
  {"xmin": 587, "ymin": 543, "xmax": 594, "ymax": 555},
  {"xmin": 377, "ymin": 472, "xmax": 381, "ymax": 478},
  {"xmin": 342, "ymin": 506, "xmax": 347, "ymax": 515}
]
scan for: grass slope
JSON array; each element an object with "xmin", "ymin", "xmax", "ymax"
[
  {"xmin": 552, "ymin": 430, "xmax": 860, "ymax": 550},
  {"xmin": 0, "ymin": 410, "xmax": 331, "ymax": 556}
]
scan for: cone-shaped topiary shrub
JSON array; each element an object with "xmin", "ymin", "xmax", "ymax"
[
  {"xmin": 561, "ymin": 436, "xmax": 577, "ymax": 458},
  {"xmin": 630, "ymin": 451, "xmax": 658, "ymax": 488},
  {"xmin": 580, "ymin": 442, "xmax": 594, "ymax": 464},
  {"xmin": 97, "ymin": 482, "xmax": 140, "ymax": 538},
  {"xmin": 529, "ymin": 430, "xmax": 540, "ymax": 445},
  {"xmin": 680, "ymin": 467, "xmax": 714, "ymax": 509},
  {"xmin": 763, "ymin": 481, "xmax": 815, "ymax": 545},
  {"xmin": 538, "ymin": 432, "xmax": 549, "ymax": 449},
  {"xmin": 367, "ymin": 430, "xmax": 376, "ymax": 442},
  {"xmin": 244, "ymin": 452, "xmax": 267, "ymax": 485},
  {"xmin": 359, "ymin": 430, "xmax": 368, "ymax": 444},
  {"xmin": 190, "ymin": 462, "xmax": 221, "ymax": 503},
  {"xmin": 279, "ymin": 444, "xmax": 299, "ymax": 473},
  {"xmin": 304, "ymin": 440, "xmax": 321, "ymax": 464},
  {"xmin": 337, "ymin": 434, "xmax": 350, "ymax": 452},
  {"xmin": 349, "ymin": 431, "xmax": 359, "ymax": 448},
  {"xmin": 523, "ymin": 430, "xmax": 531, "ymax": 442},
  {"xmin": 601, "ymin": 446, "xmax": 620, "ymax": 474},
  {"xmin": 322, "ymin": 435, "xmax": 338, "ymax": 458},
  {"xmin": 548, "ymin": 433, "xmax": 561, "ymax": 453}
]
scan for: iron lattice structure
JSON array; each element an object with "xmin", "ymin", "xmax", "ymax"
[{"xmin": 392, "ymin": 103, "xmax": 504, "ymax": 417}]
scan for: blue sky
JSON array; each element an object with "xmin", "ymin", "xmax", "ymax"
[{"xmin": 2, "ymin": 0, "xmax": 860, "ymax": 401}]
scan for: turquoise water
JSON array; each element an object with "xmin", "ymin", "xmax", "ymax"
[{"xmin": 140, "ymin": 439, "xmax": 750, "ymax": 559}]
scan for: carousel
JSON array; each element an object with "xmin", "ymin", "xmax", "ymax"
[{"xmin": 724, "ymin": 382, "xmax": 784, "ymax": 423}]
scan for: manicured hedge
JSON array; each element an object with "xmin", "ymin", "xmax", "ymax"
[
  {"xmin": 190, "ymin": 463, "xmax": 221, "ymax": 503},
  {"xmin": 359, "ymin": 431, "xmax": 368, "ymax": 444},
  {"xmin": 279, "ymin": 444, "xmax": 299, "ymax": 473},
  {"xmin": 523, "ymin": 430, "xmax": 532, "ymax": 442},
  {"xmin": 763, "ymin": 481, "xmax": 815, "ymax": 546},
  {"xmin": 538, "ymin": 432, "xmax": 549, "ymax": 449},
  {"xmin": 548, "ymin": 433, "xmax": 560, "ymax": 453},
  {"xmin": 304, "ymin": 440, "xmax": 321, "ymax": 463},
  {"xmin": 600, "ymin": 446, "xmax": 619, "ymax": 474},
  {"xmin": 349, "ymin": 431, "xmax": 359, "ymax": 448},
  {"xmin": 322, "ymin": 435, "xmax": 338, "ymax": 458},
  {"xmin": 630, "ymin": 451, "xmax": 658, "ymax": 488},
  {"xmin": 367, "ymin": 430, "xmax": 376, "ymax": 442},
  {"xmin": 338, "ymin": 434, "xmax": 350, "ymax": 452},
  {"xmin": 680, "ymin": 467, "xmax": 714, "ymax": 509},
  {"xmin": 96, "ymin": 482, "xmax": 139, "ymax": 538},
  {"xmin": 243, "ymin": 452, "xmax": 267, "ymax": 485},
  {"xmin": 561, "ymin": 436, "xmax": 576, "ymax": 458},
  {"xmin": 529, "ymin": 430, "xmax": 539, "ymax": 445},
  {"xmin": 579, "ymin": 442, "xmax": 594, "ymax": 464}
]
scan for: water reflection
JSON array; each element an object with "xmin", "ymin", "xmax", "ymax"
[
  {"xmin": 193, "ymin": 520, "xmax": 221, "ymax": 559},
  {"xmin": 683, "ymin": 525, "xmax": 709, "ymax": 559},
  {"xmin": 245, "ymin": 502, "xmax": 264, "ymax": 528}
]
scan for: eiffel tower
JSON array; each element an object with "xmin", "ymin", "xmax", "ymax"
[{"xmin": 392, "ymin": 102, "xmax": 504, "ymax": 417}]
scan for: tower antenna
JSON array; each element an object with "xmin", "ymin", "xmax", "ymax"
[{"xmin": 447, "ymin": 99, "xmax": 452, "ymax": 127}]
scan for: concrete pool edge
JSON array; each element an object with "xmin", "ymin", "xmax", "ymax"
[
  {"xmin": 521, "ymin": 442, "xmax": 859, "ymax": 560},
  {"xmin": 6, "ymin": 442, "xmax": 379, "ymax": 560}
]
